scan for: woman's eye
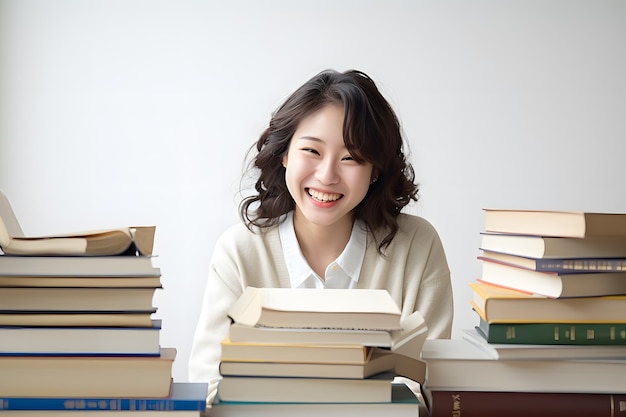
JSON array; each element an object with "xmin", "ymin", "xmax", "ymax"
[
  {"xmin": 302, "ymin": 148, "xmax": 320, "ymax": 155},
  {"xmin": 342, "ymin": 155, "xmax": 355, "ymax": 161}
]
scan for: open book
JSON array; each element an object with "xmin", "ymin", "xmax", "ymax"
[{"xmin": 0, "ymin": 190, "xmax": 155, "ymax": 256}]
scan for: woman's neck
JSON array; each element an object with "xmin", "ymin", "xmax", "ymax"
[{"xmin": 292, "ymin": 210, "xmax": 353, "ymax": 279}]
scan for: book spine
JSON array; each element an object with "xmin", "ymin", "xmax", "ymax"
[
  {"xmin": 0, "ymin": 398, "xmax": 201, "ymax": 411},
  {"xmin": 535, "ymin": 258, "xmax": 626, "ymax": 272},
  {"xmin": 478, "ymin": 320, "xmax": 626, "ymax": 345},
  {"xmin": 429, "ymin": 390, "xmax": 626, "ymax": 417}
]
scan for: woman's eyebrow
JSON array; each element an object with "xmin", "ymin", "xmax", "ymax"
[{"xmin": 295, "ymin": 136, "xmax": 324, "ymax": 143}]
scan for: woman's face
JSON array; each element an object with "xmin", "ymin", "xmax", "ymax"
[{"xmin": 282, "ymin": 103, "xmax": 373, "ymax": 231}]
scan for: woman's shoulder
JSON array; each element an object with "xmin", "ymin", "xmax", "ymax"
[
  {"xmin": 389, "ymin": 213, "xmax": 443, "ymax": 247},
  {"xmin": 396, "ymin": 212, "xmax": 438, "ymax": 234},
  {"xmin": 215, "ymin": 221, "xmax": 280, "ymax": 250}
]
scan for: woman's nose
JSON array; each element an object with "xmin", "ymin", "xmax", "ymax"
[{"xmin": 315, "ymin": 158, "xmax": 340, "ymax": 185}]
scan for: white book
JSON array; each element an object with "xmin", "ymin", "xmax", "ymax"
[
  {"xmin": 422, "ymin": 338, "xmax": 626, "ymax": 393},
  {"xmin": 227, "ymin": 287, "xmax": 402, "ymax": 331}
]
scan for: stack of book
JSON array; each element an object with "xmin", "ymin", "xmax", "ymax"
[
  {"xmin": 421, "ymin": 208, "xmax": 626, "ymax": 417},
  {"xmin": 0, "ymin": 190, "xmax": 207, "ymax": 416},
  {"xmin": 210, "ymin": 287, "xmax": 430, "ymax": 417}
]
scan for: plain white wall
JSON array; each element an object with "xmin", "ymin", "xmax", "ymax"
[{"xmin": 1, "ymin": 0, "xmax": 625, "ymax": 381}]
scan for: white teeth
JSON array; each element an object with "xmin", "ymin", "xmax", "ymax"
[{"xmin": 308, "ymin": 189, "xmax": 341, "ymax": 202}]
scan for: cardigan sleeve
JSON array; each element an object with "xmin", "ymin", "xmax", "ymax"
[
  {"xmin": 187, "ymin": 223, "xmax": 287, "ymax": 406},
  {"xmin": 187, "ymin": 231, "xmax": 242, "ymax": 406}
]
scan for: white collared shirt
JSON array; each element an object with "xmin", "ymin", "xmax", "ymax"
[{"xmin": 278, "ymin": 211, "xmax": 367, "ymax": 289}]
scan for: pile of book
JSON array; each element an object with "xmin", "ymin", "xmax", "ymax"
[
  {"xmin": 0, "ymin": 190, "xmax": 207, "ymax": 416},
  {"xmin": 421, "ymin": 208, "xmax": 626, "ymax": 417},
  {"xmin": 210, "ymin": 287, "xmax": 430, "ymax": 417}
]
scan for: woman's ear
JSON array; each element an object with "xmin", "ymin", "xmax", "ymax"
[
  {"xmin": 370, "ymin": 168, "xmax": 379, "ymax": 184},
  {"xmin": 282, "ymin": 154, "xmax": 288, "ymax": 168}
]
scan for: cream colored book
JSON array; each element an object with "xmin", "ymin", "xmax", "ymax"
[
  {"xmin": 219, "ymin": 347, "xmax": 426, "ymax": 382},
  {"xmin": 227, "ymin": 287, "xmax": 402, "ymax": 331},
  {"xmin": 217, "ymin": 372, "xmax": 397, "ymax": 403},
  {"xmin": 220, "ymin": 334, "xmax": 370, "ymax": 364},
  {"xmin": 227, "ymin": 310, "xmax": 429, "ymax": 360},
  {"xmin": 0, "ymin": 190, "xmax": 155, "ymax": 256}
]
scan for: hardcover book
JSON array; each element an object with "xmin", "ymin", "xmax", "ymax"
[
  {"xmin": 0, "ymin": 255, "xmax": 160, "ymax": 277},
  {"xmin": 475, "ymin": 316, "xmax": 626, "ymax": 345},
  {"xmin": 427, "ymin": 389, "xmax": 626, "ymax": 417},
  {"xmin": 211, "ymin": 383, "xmax": 422, "ymax": 417},
  {"xmin": 0, "ymin": 347, "xmax": 176, "ymax": 397},
  {"xmin": 483, "ymin": 208, "xmax": 626, "ymax": 238},
  {"xmin": 0, "ymin": 382, "xmax": 207, "ymax": 411},
  {"xmin": 421, "ymin": 338, "xmax": 626, "ymax": 393},
  {"xmin": 480, "ymin": 250, "xmax": 626, "ymax": 272},
  {"xmin": 461, "ymin": 327, "xmax": 626, "ymax": 360},
  {"xmin": 0, "ymin": 320, "xmax": 162, "ymax": 356},
  {"xmin": 469, "ymin": 281, "xmax": 626, "ymax": 323},
  {"xmin": 478, "ymin": 257, "xmax": 626, "ymax": 298},
  {"xmin": 219, "ymin": 348, "xmax": 426, "ymax": 382},
  {"xmin": 479, "ymin": 232, "xmax": 626, "ymax": 259},
  {"xmin": 0, "ymin": 287, "xmax": 159, "ymax": 312},
  {"xmin": 0, "ymin": 311, "xmax": 156, "ymax": 327},
  {"xmin": 217, "ymin": 372, "xmax": 397, "ymax": 403}
]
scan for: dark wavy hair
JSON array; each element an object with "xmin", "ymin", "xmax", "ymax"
[{"xmin": 239, "ymin": 69, "xmax": 419, "ymax": 253}]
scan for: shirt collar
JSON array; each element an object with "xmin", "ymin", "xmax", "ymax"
[{"xmin": 278, "ymin": 211, "xmax": 367, "ymax": 289}]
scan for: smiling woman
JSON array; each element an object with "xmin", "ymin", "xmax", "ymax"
[{"xmin": 189, "ymin": 69, "xmax": 454, "ymax": 407}]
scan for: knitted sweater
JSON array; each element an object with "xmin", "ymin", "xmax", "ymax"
[{"xmin": 188, "ymin": 213, "xmax": 454, "ymax": 403}]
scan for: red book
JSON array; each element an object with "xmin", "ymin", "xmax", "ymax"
[{"xmin": 428, "ymin": 390, "xmax": 626, "ymax": 417}]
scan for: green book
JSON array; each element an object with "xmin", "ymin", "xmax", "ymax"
[{"xmin": 477, "ymin": 316, "xmax": 626, "ymax": 345}]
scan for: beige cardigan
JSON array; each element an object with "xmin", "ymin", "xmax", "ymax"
[{"xmin": 188, "ymin": 213, "xmax": 454, "ymax": 404}]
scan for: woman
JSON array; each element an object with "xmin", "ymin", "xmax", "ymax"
[{"xmin": 189, "ymin": 69, "xmax": 453, "ymax": 404}]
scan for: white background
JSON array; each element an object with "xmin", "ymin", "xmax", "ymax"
[{"xmin": 1, "ymin": 0, "xmax": 625, "ymax": 381}]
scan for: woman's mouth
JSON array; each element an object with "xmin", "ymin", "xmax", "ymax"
[{"xmin": 307, "ymin": 188, "xmax": 343, "ymax": 203}]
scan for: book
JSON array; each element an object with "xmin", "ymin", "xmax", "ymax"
[
  {"xmin": 480, "ymin": 249, "xmax": 626, "ymax": 273},
  {"xmin": 462, "ymin": 327, "xmax": 626, "ymax": 360},
  {"xmin": 0, "ymin": 320, "xmax": 161, "ymax": 356},
  {"xmin": 0, "ymin": 287, "xmax": 159, "ymax": 312},
  {"xmin": 0, "ymin": 275, "xmax": 162, "ymax": 288},
  {"xmin": 483, "ymin": 208, "xmax": 626, "ymax": 238},
  {"xmin": 0, "ymin": 382, "xmax": 208, "ymax": 411},
  {"xmin": 0, "ymin": 347, "xmax": 176, "ymax": 397},
  {"xmin": 219, "ymin": 348, "xmax": 427, "ymax": 382},
  {"xmin": 469, "ymin": 281, "xmax": 626, "ymax": 323},
  {"xmin": 220, "ymin": 336, "xmax": 370, "ymax": 364},
  {"xmin": 0, "ymin": 255, "xmax": 160, "ymax": 277},
  {"xmin": 0, "ymin": 190, "xmax": 155, "ymax": 256},
  {"xmin": 227, "ymin": 287, "xmax": 402, "ymax": 331},
  {"xmin": 476, "ymin": 316, "xmax": 626, "ymax": 345},
  {"xmin": 0, "ymin": 311, "xmax": 156, "ymax": 327},
  {"xmin": 421, "ymin": 338, "xmax": 626, "ymax": 393},
  {"xmin": 427, "ymin": 389, "xmax": 626, "ymax": 417},
  {"xmin": 228, "ymin": 322, "xmax": 393, "ymax": 347},
  {"xmin": 216, "ymin": 372, "xmax": 397, "ymax": 403},
  {"xmin": 478, "ymin": 257, "xmax": 626, "ymax": 298},
  {"xmin": 479, "ymin": 232, "xmax": 626, "ymax": 259},
  {"xmin": 211, "ymin": 383, "xmax": 423, "ymax": 417},
  {"xmin": 2, "ymin": 410, "xmax": 205, "ymax": 417},
  {"xmin": 228, "ymin": 309, "xmax": 428, "ymax": 356}
]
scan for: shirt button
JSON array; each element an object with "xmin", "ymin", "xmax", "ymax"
[{"xmin": 331, "ymin": 264, "xmax": 338, "ymax": 272}]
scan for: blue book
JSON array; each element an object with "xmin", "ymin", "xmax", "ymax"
[{"xmin": 0, "ymin": 382, "xmax": 208, "ymax": 411}]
